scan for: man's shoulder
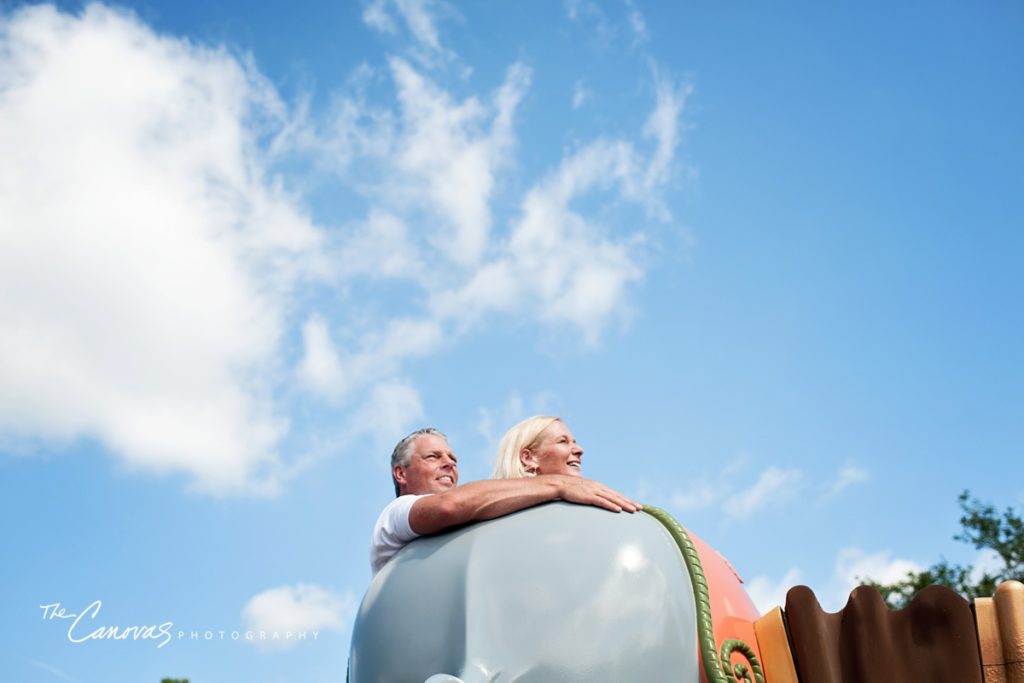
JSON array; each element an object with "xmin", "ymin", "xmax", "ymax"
[
  {"xmin": 375, "ymin": 493, "xmax": 430, "ymax": 526},
  {"xmin": 370, "ymin": 494, "xmax": 432, "ymax": 574}
]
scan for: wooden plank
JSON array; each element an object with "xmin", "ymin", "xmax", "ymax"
[
  {"xmin": 754, "ymin": 606, "xmax": 799, "ymax": 683},
  {"xmin": 977, "ymin": 597, "xmax": 1008, "ymax": 683},
  {"xmin": 994, "ymin": 581, "xmax": 1024, "ymax": 683}
]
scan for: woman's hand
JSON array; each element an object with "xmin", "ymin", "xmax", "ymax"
[{"xmin": 549, "ymin": 475, "xmax": 642, "ymax": 513}]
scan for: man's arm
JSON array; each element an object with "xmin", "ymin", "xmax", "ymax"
[{"xmin": 408, "ymin": 475, "xmax": 641, "ymax": 536}]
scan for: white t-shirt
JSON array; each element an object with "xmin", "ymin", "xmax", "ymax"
[{"xmin": 370, "ymin": 494, "xmax": 429, "ymax": 575}]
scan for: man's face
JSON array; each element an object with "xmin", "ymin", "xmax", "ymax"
[{"xmin": 394, "ymin": 434, "xmax": 459, "ymax": 495}]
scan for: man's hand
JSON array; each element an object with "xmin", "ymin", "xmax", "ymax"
[{"xmin": 550, "ymin": 475, "xmax": 642, "ymax": 513}]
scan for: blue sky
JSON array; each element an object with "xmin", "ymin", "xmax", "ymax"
[{"xmin": 1, "ymin": 1, "xmax": 1021, "ymax": 681}]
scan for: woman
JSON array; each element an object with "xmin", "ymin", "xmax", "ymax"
[{"xmin": 492, "ymin": 415, "xmax": 585, "ymax": 479}]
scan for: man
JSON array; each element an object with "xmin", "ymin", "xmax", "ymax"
[{"xmin": 370, "ymin": 427, "xmax": 641, "ymax": 574}]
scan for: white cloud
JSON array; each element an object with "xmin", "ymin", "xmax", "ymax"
[
  {"xmin": 828, "ymin": 547, "xmax": 921, "ymax": 610},
  {"xmin": 242, "ymin": 584, "xmax": 354, "ymax": 651},
  {"xmin": 388, "ymin": 57, "xmax": 529, "ymax": 266},
  {"xmin": 747, "ymin": 568, "xmax": 802, "ymax": 615},
  {"xmin": 565, "ymin": 0, "xmax": 652, "ymax": 48},
  {"xmin": 624, "ymin": 0, "xmax": 649, "ymax": 44},
  {"xmin": 431, "ymin": 139, "xmax": 648, "ymax": 344},
  {"xmin": 812, "ymin": 545, "xmax": 1003, "ymax": 613},
  {"xmin": 671, "ymin": 480, "xmax": 718, "ymax": 512},
  {"xmin": 572, "ymin": 80, "xmax": 591, "ymax": 109},
  {"xmin": 327, "ymin": 56, "xmax": 685, "ymax": 344},
  {"xmin": 754, "ymin": 547, "xmax": 923, "ymax": 613},
  {"xmin": 837, "ymin": 464, "xmax": 869, "ymax": 488},
  {"xmin": 0, "ymin": 4, "xmax": 323, "ymax": 494},
  {"xmin": 362, "ymin": 0, "xmax": 454, "ymax": 64},
  {"xmin": 0, "ymin": 4, "xmax": 691, "ymax": 494},
  {"xmin": 969, "ymin": 548, "xmax": 1004, "ymax": 585},
  {"xmin": 334, "ymin": 209, "xmax": 424, "ymax": 283},
  {"xmin": 363, "ymin": 0, "xmax": 399, "ymax": 34},
  {"xmin": 474, "ymin": 392, "xmax": 560, "ymax": 468},
  {"xmin": 642, "ymin": 70, "xmax": 690, "ymax": 207},
  {"xmin": 667, "ymin": 458, "xmax": 806, "ymax": 520},
  {"xmin": 821, "ymin": 464, "xmax": 869, "ymax": 501},
  {"xmin": 344, "ymin": 318, "xmax": 444, "ymax": 389},
  {"xmin": 395, "ymin": 0, "xmax": 445, "ymax": 52},
  {"xmin": 564, "ymin": 0, "xmax": 614, "ymax": 44},
  {"xmin": 302, "ymin": 70, "xmax": 399, "ymax": 175},
  {"xmin": 510, "ymin": 145, "xmax": 646, "ymax": 339},
  {"xmin": 476, "ymin": 393, "xmax": 526, "ymax": 447},
  {"xmin": 297, "ymin": 315, "xmax": 346, "ymax": 399},
  {"xmin": 726, "ymin": 467, "xmax": 803, "ymax": 520},
  {"xmin": 310, "ymin": 59, "xmax": 533, "ymax": 266},
  {"xmin": 347, "ymin": 380, "xmax": 426, "ymax": 452},
  {"xmin": 24, "ymin": 658, "xmax": 80, "ymax": 683}
]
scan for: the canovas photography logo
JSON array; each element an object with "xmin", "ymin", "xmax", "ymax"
[
  {"xmin": 40, "ymin": 600, "xmax": 321, "ymax": 648},
  {"xmin": 41, "ymin": 600, "xmax": 174, "ymax": 648}
]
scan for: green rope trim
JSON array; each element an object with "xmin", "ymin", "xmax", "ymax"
[
  {"xmin": 643, "ymin": 506, "xmax": 764, "ymax": 683},
  {"xmin": 643, "ymin": 506, "xmax": 725, "ymax": 683},
  {"xmin": 720, "ymin": 639, "xmax": 765, "ymax": 683}
]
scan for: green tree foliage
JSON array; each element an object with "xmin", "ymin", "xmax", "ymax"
[
  {"xmin": 864, "ymin": 491, "xmax": 1024, "ymax": 608},
  {"xmin": 161, "ymin": 679, "xmax": 189, "ymax": 683}
]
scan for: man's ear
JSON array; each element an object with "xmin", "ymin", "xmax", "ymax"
[
  {"xmin": 519, "ymin": 449, "xmax": 537, "ymax": 473},
  {"xmin": 393, "ymin": 464, "xmax": 407, "ymax": 486}
]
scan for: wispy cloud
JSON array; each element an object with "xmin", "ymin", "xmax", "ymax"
[
  {"xmin": 684, "ymin": 460, "xmax": 867, "ymax": 511},
  {"xmin": 241, "ymin": 584, "xmax": 355, "ymax": 651},
  {"xmin": 298, "ymin": 315, "xmax": 443, "ymax": 404},
  {"xmin": 727, "ymin": 467, "xmax": 803, "ymax": 520},
  {"xmin": 969, "ymin": 548, "xmax": 1004, "ymax": 585},
  {"xmin": 642, "ymin": 68, "xmax": 691, "ymax": 208},
  {"xmin": 564, "ymin": 0, "xmax": 614, "ymax": 45},
  {"xmin": 564, "ymin": 0, "xmax": 651, "ymax": 49},
  {"xmin": 668, "ymin": 459, "xmax": 803, "ymax": 522},
  {"xmin": 624, "ymin": 0, "xmax": 649, "ymax": 44},
  {"xmin": 572, "ymin": 80, "xmax": 591, "ymax": 109},
  {"xmin": 24, "ymin": 657, "xmax": 80, "ymax": 683},
  {"xmin": 333, "ymin": 209, "xmax": 427, "ymax": 284},
  {"xmin": 476, "ymin": 393, "xmax": 526, "ymax": 447},
  {"xmin": 346, "ymin": 380, "xmax": 426, "ymax": 454},
  {"xmin": 746, "ymin": 568, "xmax": 802, "ymax": 614},
  {"xmin": 362, "ymin": 0, "xmax": 455, "ymax": 64},
  {"xmin": 671, "ymin": 479, "xmax": 718, "ymax": 512},
  {"xmin": 767, "ymin": 545, "xmax": 1006, "ymax": 614},
  {"xmin": 828, "ymin": 546, "xmax": 921, "ymax": 610},
  {"xmin": 387, "ymin": 57, "xmax": 528, "ymax": 266},
  {"xmin": 297, "ymin": 315, "xmax": 346, "ymax": 400},
  {"xmin": 475, "ymin": 391, "xmax": 560, "ymax": 468},
  {"xmin": 819, "ymin": 464, "xmax": 869, "ymax": 502},
  {"xmin": 0, "ymin": 3, "xmax": 689, "ymax": 495},
  {"xmin": 748, "ymin": 546, "xmax": 923, "ymax": 614},
  {"xmin": 431, "ymin": 139, "xmax": 648, "ymax": 344},
  {"xmin": 319, "ymin": 52, "xmax": 687, "ymax": 345}
]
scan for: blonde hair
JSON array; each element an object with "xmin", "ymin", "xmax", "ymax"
[{"xmin": 491, "ymin": 415, "xmax": 562, "ymax": 479}]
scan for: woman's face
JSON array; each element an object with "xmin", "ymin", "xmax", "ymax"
[{"xmin": 522, "ymin": 421, "xmax": 584, "ymax": 477}]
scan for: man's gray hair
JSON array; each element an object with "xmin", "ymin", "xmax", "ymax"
[{"xmin": 390, "ymin": 427, "xmax": 448, "ymax": 497}]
